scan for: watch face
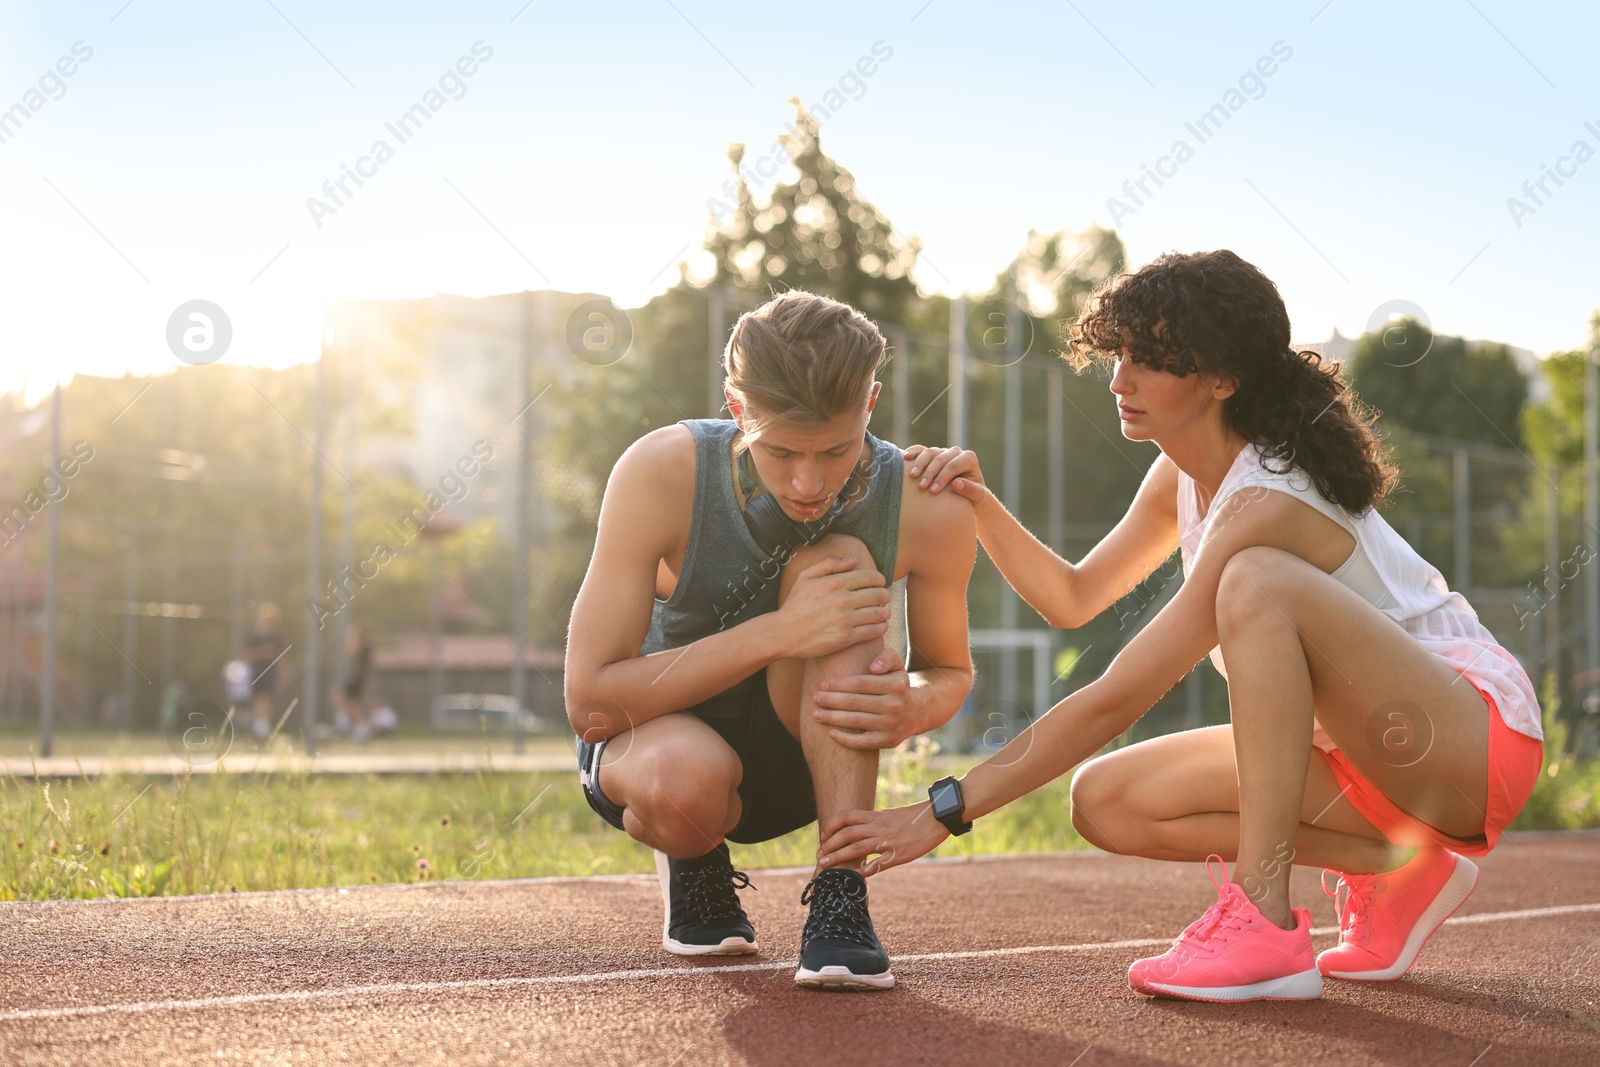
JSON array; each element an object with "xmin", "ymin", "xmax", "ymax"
[{"xmin": 930, "ymin": 779, "xmax": 959, "ymax": 815}]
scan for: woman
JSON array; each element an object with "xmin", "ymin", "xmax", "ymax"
[{"xmin": 817, "ymin": 249, "xmax": 1544, "ymax": 1002}]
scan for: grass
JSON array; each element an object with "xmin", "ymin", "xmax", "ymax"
[
  {"xmin": 1509, "ymin": 677, "xmax": 1600, "ymax": 832},
  {"xmin": 0, "ymin": 723, "xmax": 577, "ymax": 761},
  {"xmin": 0, "ymin": 734, "xmax": 1089, "ymax": 901},
  {"xmin": 2, "ymin": 694, "xmax": 1596, "ymax": 901}
]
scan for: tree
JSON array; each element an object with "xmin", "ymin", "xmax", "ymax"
[
  {"xmin": 1345, "ymin": 319, "xmax": 1527, "ymax": 446},
  {"xmin": 1344, "ymin": 319, "xmax": 1532, "ymax": 571},
  {"xmin": 1523, "ymin": 314, "xmax": 1600, "ymax": 472},
  {"xmin": 706, "ymin": 98, "xmax": 921, "ymax": 325},
  {"xmin": 544, "ymin": 98, "xmax": 939, "ymax": 563}
]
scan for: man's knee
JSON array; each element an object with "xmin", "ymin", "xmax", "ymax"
[
  {"xmin": 772, "ymin": 532, "xmax": 891, "ymax": 667},
  {"xmin": 781, "ymin": 532, "xmax": 877, "ymax": 581},
  {"xmin": 618, "ymin": 742, "xmax": 741, "ymax": 848},
  {"xmin": 773, "ymin": 532, "xmax": 886, "ymax": 635}
]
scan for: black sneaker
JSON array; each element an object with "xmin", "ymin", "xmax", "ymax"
[
  {"xmin": 655, "ymin": 844, "xmax": 758, "ymax": 956},
  {"xmin": 794, "ymin": 868, "xmax": 895, "ymax": 990}
]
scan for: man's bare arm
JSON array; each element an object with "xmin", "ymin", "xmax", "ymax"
[
  {"xmin": 902, "ymin": 476, "xmax": 978, "ymax": 735},
  {"xmin": 564, "ymin": 431, "xmax": 788, "ymax": 741}
]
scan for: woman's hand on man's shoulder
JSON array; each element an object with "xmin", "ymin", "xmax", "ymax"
[{"xmin": 902, "ymin": 444, "xmax": 993, "ymax": 510}]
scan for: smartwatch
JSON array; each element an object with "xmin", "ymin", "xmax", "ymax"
[{"xmin": 928, "ymin": 775, "xmax": 973, "ymax": 836}]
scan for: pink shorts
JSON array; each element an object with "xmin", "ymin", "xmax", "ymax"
[{"xmin": 1316, "ymin": 677, "xmax": 1543, "ymax": 857}]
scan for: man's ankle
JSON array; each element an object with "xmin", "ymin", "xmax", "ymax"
[
  {"xmin": 811, "ymin": 860, "xmax": 863, "ymax": 879},
  {"xmin": 653, "ymin": 840, "xmax": 727, "ymax": 863}
]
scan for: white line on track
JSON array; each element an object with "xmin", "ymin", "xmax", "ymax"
[{"xmin": 3, "ymin": 901, "xmax": 1597, "ymax": 1024}]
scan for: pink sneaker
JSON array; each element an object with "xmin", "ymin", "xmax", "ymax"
[
  {"xmin": 1318, "ymin": 847, "xmax": 1478, "ymax": 981},
  {"xmin": 1128, "ymin": 855, "xmax": 1322, "ymax": 1002}
]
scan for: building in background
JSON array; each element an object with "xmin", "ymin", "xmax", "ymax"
[{"xmin": 325, "ymin": 289, "xmax": 612, "ymax": 538}]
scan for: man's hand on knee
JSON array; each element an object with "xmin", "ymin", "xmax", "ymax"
[
  {"xmin": 810, "ymin": 646, "xmax": 921, "ymax": 750},
  {"xmin": 777, "ymin": 551, "xmax": 892, "ymax": 662}
]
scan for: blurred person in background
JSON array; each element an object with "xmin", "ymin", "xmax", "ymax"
[
  {"xmin": 244, "ymin": 603, "xmax": 287, "ymax": 744},
  {"xmin": 368, "ymin": 697, "xmax": 398, "ymax": 737},
  {"xmin": 333, "ymin": 624, "xmax": 374, "ymax": 743}
]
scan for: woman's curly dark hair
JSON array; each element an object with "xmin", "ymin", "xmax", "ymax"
[{"xmin": 1063, "ymin": 249, "xmax": 1396, "ymax": 514}]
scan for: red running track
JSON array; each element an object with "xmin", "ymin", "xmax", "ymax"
[{"xmin": 2, "ymin": 833, "xmax": 1599, "ymax": 1065}]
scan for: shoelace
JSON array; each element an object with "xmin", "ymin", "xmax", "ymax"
[
  {"xmin": 799, "ymin": 871, "xmax": 877, "ymax": 948},
  {"xmin": 678, "ymin": 854, "xmax": 754, "ymax": 925},
  {"xmin": 1184, "ymin": 898, "xmax": 1249, "ymax": 946},
  {"xmin": 1321, "ymin": 869, "xmax": 1379, "ymax": 946},
  {"xmin": 1169, "ymin": 855, "xmax": 1249, "ymax": 957}
]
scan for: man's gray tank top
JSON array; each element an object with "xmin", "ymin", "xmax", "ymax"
[{"xmin": 638, "ymin": 418, "xmax": 905, "ymax": 689}]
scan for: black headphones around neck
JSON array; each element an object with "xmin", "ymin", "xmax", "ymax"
[{"xmin": 737, "ymin": 445, "xmax": 871, "ymax": 559}]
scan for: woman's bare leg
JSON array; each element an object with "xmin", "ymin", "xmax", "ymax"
[
  {"xmin": 1070, "ymin": 724, "xmax": 1402, "ymax": 878},
  {"xmin": 1213, "ymin": 546, "xmax": 1490, "ymax": 929}
]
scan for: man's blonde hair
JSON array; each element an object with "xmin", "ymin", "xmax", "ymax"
[{"xmin": 723, "ymin": 290, "xmax": 887, "ymax": 454}]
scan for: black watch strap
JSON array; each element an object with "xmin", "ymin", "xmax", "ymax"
[{"xmin": 928, "ymin": 775, "xmax": 973, "ymax": 836}]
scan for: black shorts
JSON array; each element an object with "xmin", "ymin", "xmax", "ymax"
[{"xmin": 575, "ymin": 669, "xmax": 817, "ymax": 845}]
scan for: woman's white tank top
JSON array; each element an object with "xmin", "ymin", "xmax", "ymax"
[{"xmin": 1176, "ymin": 443, "xmax": 1543, "ymax": 741}]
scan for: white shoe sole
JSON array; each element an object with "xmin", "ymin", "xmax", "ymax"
[
  {"xmin": 1142, "ymin": 967, "xmax": 1323, "ymax": 1002},
  {"xmin": 664, "ymin": 936, "xmax": 758, "ymax": 956},
  {"xmin": 1319, "ymin": 853, "xmax": 1479, "ymax": 981},
  {"xmin": 655, "ymin": 849, "xmax": 759, "ymax": 957},
  {"xmin": 794, "ymin": 965, "xmax": 896, "ymax": 991}
]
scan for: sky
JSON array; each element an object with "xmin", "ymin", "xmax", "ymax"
[{"xmin": 1, "ymin": 0, "xmax": 1596, "ymax": 404}]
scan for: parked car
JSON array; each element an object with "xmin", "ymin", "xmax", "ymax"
[{"xmin": 429, "ymin": 692, "xmax": 547, "ymax": 734}]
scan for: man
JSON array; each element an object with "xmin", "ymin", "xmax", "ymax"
[
  {"xmin": 244, "ymin": 602, "xmax": 286, "ymax": 744},
  {"xmin": 564, "ymin": 289, "xmax": 976, "ymax": 990}
]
